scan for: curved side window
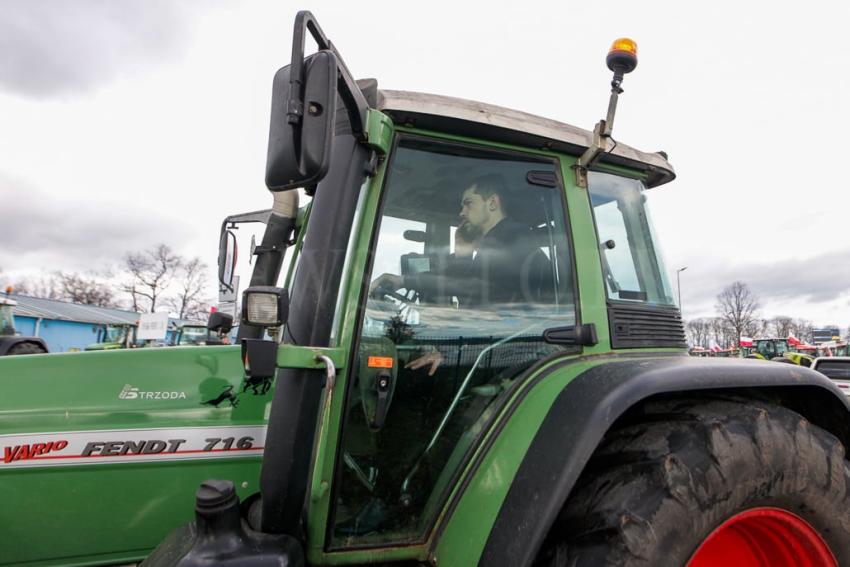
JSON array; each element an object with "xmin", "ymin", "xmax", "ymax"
[
  {"xmin": 588, "ymin": 171, "xmax": 675, "ymax": 306},
  {"xmin": 328, "ymin": 137, "xmax": 578, "ymax": 547}
]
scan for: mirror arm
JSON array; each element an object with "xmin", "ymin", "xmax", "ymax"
[
  {"xmin": 252, "ymin": 244, "xmax": 286, "ymax": 256},
  {"xmin": 218, "ymin": 210, "xmax": 274, "ymax": 292},
  {"xmin": 290, "ymin": 11, "xmax": 369, "ymax": 139},
  {"xmin": 224, "ymin": 210, "xmax": 273, "ymax": 225}
]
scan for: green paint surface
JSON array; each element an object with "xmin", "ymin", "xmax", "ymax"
[
  {"xmin": 0, "ymin": 346, "xmax": 270, "ymax": 565},
  {"xmin": 365, "ymin": 109, "xmax": 394, "ymax": 154},
  {"xmin": 276, "ymin": 344, "xmax": 347, "ymax": 370},
  {"xmin": 432, "ymin": 356, "xmax": 609, "ymax": 566},
  {"xmin": 560, "ymin": 157, "xmax": 612, "ymax": 355}
]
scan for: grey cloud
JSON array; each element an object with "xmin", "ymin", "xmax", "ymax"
[
  {"xmin": 745, "ymin": 256, "xmax": 850, "ymax": 303},
  {"xmin": 0, "ymin": 172, "xmax": 194, "ymax": 272},
  {"xmin": 0, "ymin": 1, "xmax": 206, "ymax": 98},
  {"xmin": 682, "ymin": 252, "xmax": 850, "ymax": 312}
]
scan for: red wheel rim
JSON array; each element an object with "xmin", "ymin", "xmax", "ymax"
[{"xmin": 688, "ymin": 507, "xmax": 836, "ymax": 567}]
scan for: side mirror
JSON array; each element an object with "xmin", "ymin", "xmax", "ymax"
[
  {"xmin": 266, "ymin": 51, "xmax": 338, "ymax": 191},
  {"xmin": 208, "ymin": 312, "xmax": 234, "ymax": 335},
  {"xmin": 218, "ymin": 229, "xmax": 237, "ymax": 291}
]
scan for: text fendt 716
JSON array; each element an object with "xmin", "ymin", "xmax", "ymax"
[{"xmin": 3, "ymin": 12, "xmax": 850, "ymax": 567}]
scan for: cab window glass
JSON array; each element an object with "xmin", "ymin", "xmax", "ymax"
[
  {"xmin": 329, "ymin": 137, "xmax": 578, "ymax": 547},
  {"xmin": 588, "ymin": 171, "xmax": 675, "ymax": 305}
]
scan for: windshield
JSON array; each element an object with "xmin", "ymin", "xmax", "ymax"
[
  {"xmin": 588, "ymin": 172, "xmax": 675, "ymax": 306},
  {"xmin": 179, "ymin": 326, "xmax": 208, "ymax": 345},
  {"xmin": 756, "ymin": 339, "xmax": 787, "ymax": 359},
  {"xmin": 104, "ymin": 325, "xmax": 128, "ymax": 343},
  {"xmin": 0, "ymin": 304, "xmax": 15, "ymax": 336}
]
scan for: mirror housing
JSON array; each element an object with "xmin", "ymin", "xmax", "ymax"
[
  {"xmin": 218, "ymin": 229, "xmax": 237, "ymax": 291},
  {"xmin": 266, "ymin": 51, "xmax": 338, "ymax": 191},
  {"xmin": 207, "ymin": 312, "xmax": 234, "ymax": 335}
]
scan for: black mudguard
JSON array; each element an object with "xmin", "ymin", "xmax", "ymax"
[
  {"xmin": 0, "ymin": 336, "xmax": 48, "ymax": 355},
  {"xmin": 478, "ymin": 354, "xmax": 850, "ymax": 567}
]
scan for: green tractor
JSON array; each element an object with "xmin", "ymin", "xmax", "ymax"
[
  {"xmin": 84, "ymin": 322, "xmax": 139, "ymax": 351},
  {"xmin": 3, "ymin": 13, "xmax": 850, "ymax": 567},
  {"xmin": 0, "ymin": 292, "xmax": 48, "ymax": 355},
  {"xmin": 746, "ymin": 338, "xmax": 814, "ymax": 367}
]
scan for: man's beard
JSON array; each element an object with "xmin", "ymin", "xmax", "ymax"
[{"xmin": 457, "ymin": 221, "xmax": 484, "ymax": 242}]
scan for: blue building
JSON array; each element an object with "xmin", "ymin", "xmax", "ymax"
[{"xmin": 11, "ymin": 294, "xmax": 140, "ymax": 353}]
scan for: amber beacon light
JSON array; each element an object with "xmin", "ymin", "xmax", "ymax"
[{"xmin": 606, "ymin": 38, "xmax": 638, "ymax": 78}]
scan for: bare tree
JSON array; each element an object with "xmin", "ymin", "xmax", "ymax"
[
  {"xmin": 744, "ymin": 317, "xmax": 767, "ymax": 338},
  {"xmin": 55, "ymin": 272, "xmax": 118, "ymax": 308},
  {"xmin": 168, "ymin": 257, "xmax": 211, "ymax": 320},
  {"xmin": 789, "ymin": 319, "xmax": 813, "ymax": 343},
  {"xmin": 124, "ymin": 281, "xmax": 142, "ymax": 312},
  {"xmin": 13, "ymin": 274, "xmax": 62, "ymax": 299},
  {"xmin": 769, "ymin": 316, "xmax": 794, "ymax": 338},
  {"xmin": 9, "ymin": 269, "xmax": 117, "ymax": 307},
  {"xmin": 121, "ymin": 244, "xmax": 181, "ymax": 313},
  {"xmin": 686, "ymin": 318, "xmax": 712, "ymax": 348},
  {"xmin": 710, "ymin": 316, "xmax": 736, "ymax": 349},
  {"xmin": 715, "ymin": 281, "xmax": 759, "ymax": 346}
]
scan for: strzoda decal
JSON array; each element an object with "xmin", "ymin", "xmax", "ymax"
[
  {"xmin": 0, "ymin": 425, "xmax": 266, "ymax": 469},
  {"xmin": 119, "ymin": 384, "xmax": 187, "ymax": 400}
]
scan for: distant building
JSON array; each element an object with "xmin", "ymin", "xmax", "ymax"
[
  {"xmin": 812, "ymin": 327, "xmax": 841, "ymax": 345},
  {"xmin": 11, "ymin": 294, "xmax": 140, "ymax": 352}
]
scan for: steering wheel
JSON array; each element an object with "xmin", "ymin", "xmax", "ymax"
[{"xmin": 370, "ymin": 283, "xmax": 418, "ymax": 306}]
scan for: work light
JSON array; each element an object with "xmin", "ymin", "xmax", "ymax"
[{"xmin": 242, "ymin": 286, "xmax": 289, "ymax": 328}]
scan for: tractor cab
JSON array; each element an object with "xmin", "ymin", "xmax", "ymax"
[
  {"xmin": 85, "ymin": 323, "xmax": 138, "ymax": 350},
  {"xmin": 175, "ymin": 324, "xmax": 216, "ymax": 346},
  {"xmin": 0, "ymin": 295, "xmax": 15, "ymax": 337},
  {"xmin": 174, "ymin": 312, "xmax": 235, "ymax": 346},
  {"xmin": 750, "ymin": 337, "xmax": 790, "ymax": 360}
]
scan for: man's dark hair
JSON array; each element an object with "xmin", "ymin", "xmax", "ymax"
[{"xmin": 467, "ymin": 174, "xmax": 508, "ymax": 201}]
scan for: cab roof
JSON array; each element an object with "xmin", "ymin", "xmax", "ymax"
[{"xmin": 377, "ymin": 90, "xmax": 675, "ymax": 188}]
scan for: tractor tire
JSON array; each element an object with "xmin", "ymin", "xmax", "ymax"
[
  {"xmin": 7, "ymin": 342, "xmax": 45, "ymax": 355},
  {"xmin": 539, "ymin": 398, "xmax": 850, "ymax": 566}
]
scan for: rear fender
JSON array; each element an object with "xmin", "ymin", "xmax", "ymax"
[{"xmin": 478, "ymin": 355, "xmax": 850, "ymax": 567}]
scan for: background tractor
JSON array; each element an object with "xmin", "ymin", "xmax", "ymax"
[
  {"xmin": 745, "ymin": 337, "xmax": 814, "ymax": 366},
  {"xmin": 84, "ymin": 322, "xmax": 138, "ymax": 351},
  {"xmin": 0, "ymin": 289, "xmax": 48, "ymax": 356}
]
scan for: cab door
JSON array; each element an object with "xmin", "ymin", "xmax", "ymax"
[{"xmin": 314, "ymin": 134, "xmax": 581, "ymax": 561}]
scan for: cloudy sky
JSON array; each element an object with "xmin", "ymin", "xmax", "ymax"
[{"xmin": 1, "ymin": 0, "xmax": 848, "ymax": 326}]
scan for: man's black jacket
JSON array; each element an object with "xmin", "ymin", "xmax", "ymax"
[{"xmin": 403, "ymin": 218, "xmax": 551, "ymax": 307}]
